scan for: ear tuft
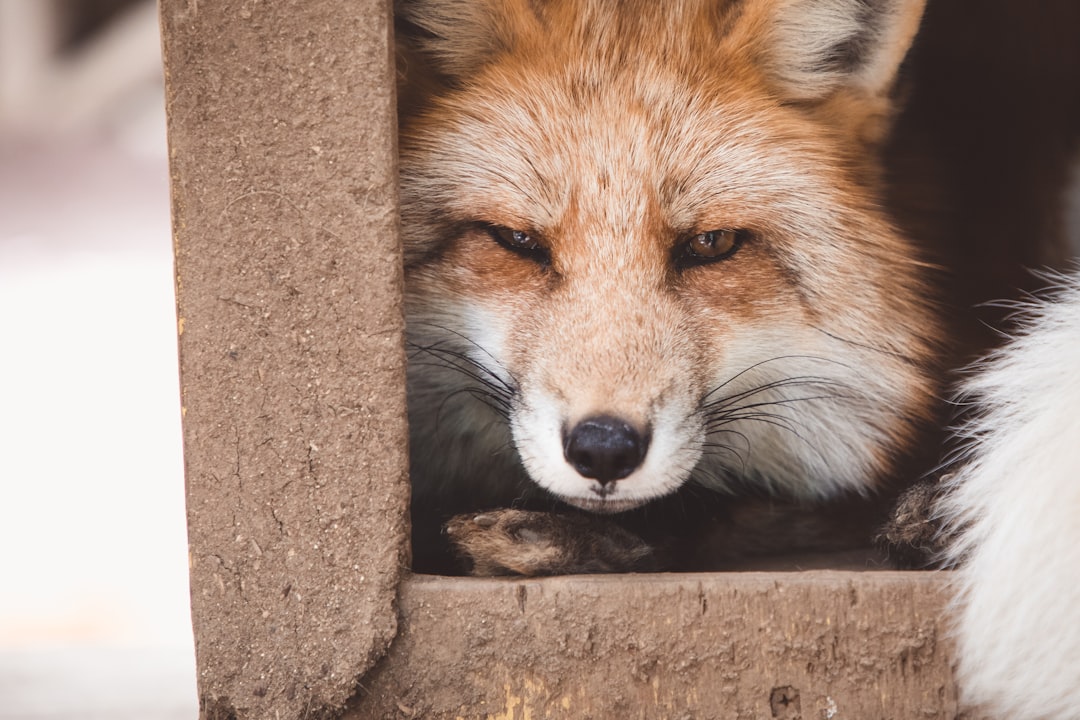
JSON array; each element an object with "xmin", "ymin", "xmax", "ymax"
[
  {"xmin": 762, "ymin": 0, "xmax": 926, "ymax": 101},
  {"xmin": 396, "ymin": 0, "xmax": 541, "ymax": 80}
]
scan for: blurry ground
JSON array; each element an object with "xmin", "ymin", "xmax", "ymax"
[{"xmin": 0, "ymin": 2, "xmax": 197, "ymax": 718}]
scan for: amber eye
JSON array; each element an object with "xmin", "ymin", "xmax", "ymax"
[
  {"xmin": 678, "ymin": 229, "xmax": 745, "ymax": 268},
  {"xmin": 491, "ymin": 226, "xmax": 538, "ymax": 251},
  {"xmin": 483, "ymin": 224, "xmax": 550, "ymax": 265}
]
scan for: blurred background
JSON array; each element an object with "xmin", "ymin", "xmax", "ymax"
[{"xmin": 0, "ymin": 0, "xmax": 196, "ymax": 717}]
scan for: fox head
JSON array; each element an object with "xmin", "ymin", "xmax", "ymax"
[{"xmin": 398, "ymin": 0, "xmax": 939, "ymax": 514}]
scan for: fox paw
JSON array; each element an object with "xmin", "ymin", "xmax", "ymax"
[
  {"xmin": 877, "ymin": 477, "xmax": 951, "ymax": 567},
  {"xmin": 445, "ymin": 509, "xmax": 657, "ymax": 577}
]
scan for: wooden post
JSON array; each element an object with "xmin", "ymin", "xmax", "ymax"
[{"xmin": 161, "ymin": 1, "xmax": 408, "ymax": 717}]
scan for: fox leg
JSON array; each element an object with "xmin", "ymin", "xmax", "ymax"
[{"xmin": 445, "ymin": 509, "xmax": 658, "ymax": 576}]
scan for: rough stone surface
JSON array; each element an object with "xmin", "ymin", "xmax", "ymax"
[
  {"xmin": 351, "ymin": 571, "xmax": 969, "ymax": 719},
  {"xmin": 161, "ymin": 0, "xmax": 408, "ymax": 717}
]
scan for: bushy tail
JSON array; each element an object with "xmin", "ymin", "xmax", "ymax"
[{"xmin": 937, "ymin": 270, "xmax": 1080, "ymax": 720}]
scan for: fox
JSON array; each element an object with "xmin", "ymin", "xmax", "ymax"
[
  {"xmin": 933, "ymin": 271, "xmax": 1080, "ymax": 720},
  {"xmin": 396, "ymin": 1, "xmax": 1080, "ymax": 717},
  {"xmin": 397, "ymin": 0, "xmax": 940, "ymax": 571}
]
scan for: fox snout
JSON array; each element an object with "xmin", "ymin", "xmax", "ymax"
[
  {"xmin": 498, "ymin": 271, "xmax": 712, "ymax": 513},
  {"xmin": 562, "ymin": 415, "xmax": 651, "ymax": 488}
]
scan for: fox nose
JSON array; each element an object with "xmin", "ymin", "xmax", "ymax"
[{"xmin": 563, "ymin": 415, "xmax": 650, "ymax": 485}]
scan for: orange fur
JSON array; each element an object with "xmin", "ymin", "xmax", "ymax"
[{"xmin": 399, "ymin": 0, "xmax": 939, "ymax": 521}]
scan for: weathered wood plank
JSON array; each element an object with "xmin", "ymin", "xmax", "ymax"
[
  {"xmin": 352, "ymin": 571, "xmax": 964, "ymax": 720},
  {"xmin": 161, "ymin": 1, "xmax": 408, "ymax": 717}
]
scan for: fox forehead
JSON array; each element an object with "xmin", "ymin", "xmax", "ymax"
[
  {"xmin": 401, "ymin": 3, "xmax": 856, "ymax": 244},
  {"xmin": 407, "ymin": 71, "xmax": 847, "ymax": 244}
]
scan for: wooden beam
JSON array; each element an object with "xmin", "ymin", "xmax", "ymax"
[
  {"xmin": 161, "ymin": 1, "xmax": 409, "ymax": 717},
  {"xmin": 352, "ymin": 571, "xmax": 965, "ymax": 719}
]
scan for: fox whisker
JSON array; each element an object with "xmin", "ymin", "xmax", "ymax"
[
  {"xmin": 408, "ymin": 356, "xmax": 514, "ymax": 409},
  {"xmin": 408, "ymin": 321, "xmax": 517, "ymax": 389},
  {"xmin": 407, "ymin": 341, "xmax": 516, "ymax": 424},
  {"xmin": 408, "ymin": 338, "xmax": 518, "ymax": 395},
  {"xmin": 700, "ymin": 355, "xmax": 852, "ymax": 404},
  {"xmin": 699, "ymin": 368, "xmax": 859, "ymax": 473}
]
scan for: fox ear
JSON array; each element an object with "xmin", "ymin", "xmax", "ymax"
[
  {"xmin": 395, "ymin": 0, "xmax": 540, "ymax": 81},
  {"xmin": 751, "ymin": 0, "xmax": 927, "ymax": 102}
]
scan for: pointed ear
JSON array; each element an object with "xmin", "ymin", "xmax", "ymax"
[
  {"xmin": 749, "ymin": 0, "xmax": 927, "ymax": 102},
  {"xmin": 395, "ymin": 0, "xmax": 542, "ymax": 81}
]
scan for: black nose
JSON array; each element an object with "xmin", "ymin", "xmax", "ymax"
[{"xmin": 563, "ymin": 415, "xmax": 649, "ymax": 484}]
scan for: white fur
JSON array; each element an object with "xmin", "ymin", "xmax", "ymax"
[
  {"xmin": 938, "ymin": 270, "xmax": 1080, "ymax": 720},
  {"xmin": 769, "ymin": 0, "xmax": 926, "ymax": 100},
  {"xmin": 510, "ymin": 383, "xmax": 704, "ymax": 513},
  {"xmin": 692, "ymin": 327, "xmax": 899, "ymax": 500}
]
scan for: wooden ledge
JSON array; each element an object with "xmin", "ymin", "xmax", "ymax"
[{"xmin": 352, "ymin": 571, "xmax": 962, "ymax": 719}]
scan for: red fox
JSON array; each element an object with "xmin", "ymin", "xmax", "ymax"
[
  {"xmin": 399, "ymin": 0, "xmax": 939, "ymax": 567},
  {"xmin": 397, "ymin": 0, "xmax": 1080, "ymax": 717}
]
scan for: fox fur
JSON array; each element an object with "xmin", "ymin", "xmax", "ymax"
[
  {"xmin": 935, "ymin": 272, "xmax": 1080, "ymax": 720},
  {"xmin": 397, "ymin": 1, "xmax": 1080, "ymax": 717},
  {"xmin": 399, "ymin": 0, "xmax": 938, "ymax": 525}
]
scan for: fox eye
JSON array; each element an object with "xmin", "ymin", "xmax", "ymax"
[
  {"xmin": 484, "ymin": 224, "xmax": 550, "ymax": 265},
  {"xmin": 678, "ymin": 229, "xmax": 745, "ymax": 268}
]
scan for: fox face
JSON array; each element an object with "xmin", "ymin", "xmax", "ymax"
[{"xmin": 399, "ymin": 0, "xmax": 938, "ymax": 514}]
